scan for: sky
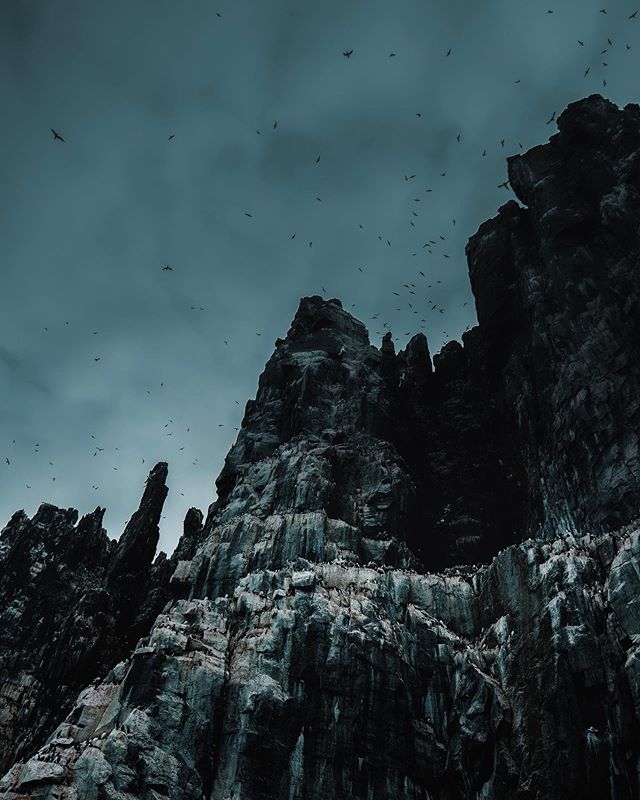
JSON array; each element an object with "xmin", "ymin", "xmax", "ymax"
[{"xmin": 1, "ymin": 0, "xmax": 639, "ymax": 554}]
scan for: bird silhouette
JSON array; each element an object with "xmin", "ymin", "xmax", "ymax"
[
  {"xmin": 546, "ymin": 111, "xmax": 556, "ymax": 125},
  {"xmin": 162, "ymin": 265, "xmax": 173, "ymax": 271},
  {"xmin": 343, "ymin": 50, "xmax": 353, "ymax": 59},
  {"xmin": 50, "ymin": 128, "xmax": 65, "ymax": 142},
  {"xmin": 168, "ymin": 134, "xmax": 175, "ymax": 140},
  {"xmin": 630, "ymin": 10, "xmax": 638, "ymax": 18}
]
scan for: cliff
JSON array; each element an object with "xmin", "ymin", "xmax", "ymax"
[{"xmin": 1, "ymin": 94, "xmax": 639, "ymax": 799}]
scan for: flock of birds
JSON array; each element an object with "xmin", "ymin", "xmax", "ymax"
[{"xmin": 4, "ymin": 6, "xmax": 639, "ymax": 528}]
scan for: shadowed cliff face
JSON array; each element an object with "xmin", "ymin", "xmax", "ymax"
[
  {"xmin": 1, "ymin": 94, "xmax": 640, "ymax": 799},
  {"xmin": 0, "ymin": 463, "xmax": 174, "ymax": 773},
  {"xmin": 467, "ymin": 95, "xmax": 640, "ymax": 539},
  {"xmin": 206, "ymin": 293, "xmax": 527, "ymax": 579},
  {"xmin": 204, "ymin": 96, "xmax": 640, "ymax": 571}
]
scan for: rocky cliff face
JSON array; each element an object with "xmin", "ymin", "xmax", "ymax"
[
  {"xmin": 467, "ymin": 94, "xmax": 640, "ymax": 539},
  {"xmin": 1, "ymin": 94, "xmax": 639, "ymax": 799},
  {"xmin": 0, "ymin": 464, "xmax": 175, "ymax": 773}
]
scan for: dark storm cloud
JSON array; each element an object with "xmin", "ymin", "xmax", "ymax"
[{"xmin": 2, "ymin": 0, "xmax": 639, "ymax": 552}]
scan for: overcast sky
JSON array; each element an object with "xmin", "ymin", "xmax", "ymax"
[{"xmin": 1, "ymin": 0, "xmax": 639, "ymax": 553}]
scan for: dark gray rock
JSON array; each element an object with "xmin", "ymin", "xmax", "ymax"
[
  {"xmin": 467, "ymin": 95, "xmax": 640, "ymax": 540},
  {"xmin": 0, "ymin": 463, "xmax": 172, "ymax": 773},
  {"xmin": 1, "ymin": 94, "xmax": 640, "ymax": 799}
]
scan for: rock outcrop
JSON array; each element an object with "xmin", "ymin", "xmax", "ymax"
[
  {"xmin": 0, "ymin": 464, "xmax": 173, "ymax": 773},
  {"xmin": 1, "ymin": 94, "xmax": 639, "ymax": 799}
]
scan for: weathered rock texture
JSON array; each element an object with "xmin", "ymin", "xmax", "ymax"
[
  {"xmin": 1, "ymin": 94, "xmax": 639, "ymax": 799},
  {"xmin": 0, "ymin": 464, "xmax": 175, "ymax": 773}
]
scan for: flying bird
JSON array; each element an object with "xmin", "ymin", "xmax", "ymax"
[
  {"xmin": 446, "ymin": 48, "xmax": 451, "ymax": 56},
  {"xmin": 629, "ymin": 10, "xmax": 638, "ymax": 18},
  {"xmin": 343, "ymin": 50, "xmax": 353, "ymax": 59},
  {"xmin": 546, "ymin": 111, "xmax": 556, "ymax": 125},
  {"xmin": 50, "ymin": 128, "xmax": 65, "ymax": 142},
  {"xmin": 168, "ymin": 134, "xmax": 175, "ymax": 140},
  {"xmin": 498, "ymin": 180, "xmax": 511, "ymax": 189},
  {"xmin": 578, "ymin": 40, "xmax": 584, "ymax": 46},
  {"xmin": 162, "ymin": 265, "xmax": 173, "ymax": 271}
]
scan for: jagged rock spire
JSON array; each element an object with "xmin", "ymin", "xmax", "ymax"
[{"xmin": 107, "ymin": 461, "xmax": 168, "ymax": 586}]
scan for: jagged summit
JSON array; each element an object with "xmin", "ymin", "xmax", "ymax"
[{"xmin": 285, "ymin": 294, "xmax": 370, "ymax": 349}]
